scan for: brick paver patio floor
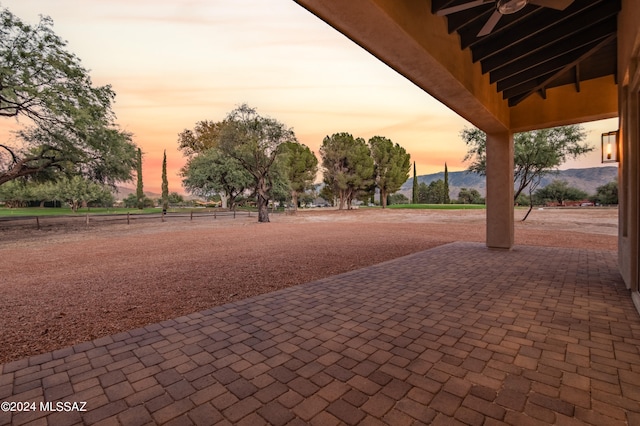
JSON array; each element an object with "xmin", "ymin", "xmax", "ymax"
[{"xmin": 1, "ymin": 242, "xmax": 640, "ymax": 425}]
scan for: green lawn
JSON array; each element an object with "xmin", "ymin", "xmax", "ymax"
[{"xmin": 386, "ymin": 204, "xmax": 486, "ymax": 210}]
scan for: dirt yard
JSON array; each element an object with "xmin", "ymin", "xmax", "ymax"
[{"xmin": 0, "ymin": 207, "xmax": 618, "ymax": 364}]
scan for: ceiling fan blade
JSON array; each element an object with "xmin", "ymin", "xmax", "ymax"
[
  {"xmin": 435, "ymin": 0, "xmax": 492, "ymax": 16},
  {"xmin": 528, "ymin": 0, "xmax": 574, "ymax": 10},
  {"xmin": 478, "ymin": 10, "xmax": 502, "ymax": 36}
]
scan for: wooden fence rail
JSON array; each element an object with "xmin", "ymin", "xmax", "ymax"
[{"xmin": 0, "ymin": 210, "xmax": 259, "ymax": 231}]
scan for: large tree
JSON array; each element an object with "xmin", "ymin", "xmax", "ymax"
[
  {"xmin": 178, "ymin": 119, "xmax": 241, "ymax": 207},
  {"xmin": 593, "ymin": 181, "xmax": 618, "ymax": 205},
  {"xmin": 534, "ymin": 180, "xmax": 588, "ymax": 206},
  {"xmin": 462, "ymin": 125, "xmax": 592, "ymax": 202},
  {"xmin": 280, "ymin": 142, "xmax": 318, "ymax": 212},
  {"xmin": 177, "ymin": 120, "xmax": 224, "ymax": 158},
  {"xmin": 217, "ymin": 104, "xmax": 296, "ymax": 222},
  {"xmin": 0, "ymin": 7, "xmax": 137, "ymax": 186},
  {"xmin": 320, "ymin": 133, "xmax": 374, "ymax": 210},
  {"xmin": 458, "ymin": 187, "xmax": 484, "ymax": 204},
  {"xmin": 368, "ymin": 136, "xmax": 411, "ymax": 208},
  {"xmin": 181, "ymin": 148, "xmax": 252, "ymax": 210},
  {"xmin": 178, "ymin": 113, "xmax": 294, "ymax": 213},
  {"xmin": 417, "ymin": 179, "xmax": 451, "ymax": 204},
  {"xmin": 56, "ymin": 176, "xmax": 115, "ymax": 211}
]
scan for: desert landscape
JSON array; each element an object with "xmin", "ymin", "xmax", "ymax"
[{"xmin": 0, "ymin": 207, "xmax": 618, "ymax": 364}]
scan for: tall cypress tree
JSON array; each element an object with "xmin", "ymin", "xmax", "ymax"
[
  {"xmin": 161, "ymin": 150, "xmax": 169, "ymax": 212},
  {"xmin": 136, "ymin": 148, "xmax": 144, "ymax": 209},
  {"xmin": 412, "ymin": 162, "xmax": 418, "ymax": 204},
  {"xmin": 444, "ymin": 162, "xmax": 450, "ymax": 204}
]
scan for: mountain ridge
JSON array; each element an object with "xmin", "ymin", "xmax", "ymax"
[{"xmin": 400, "ymin": 166, "xmax": 618, "ymax": 199}]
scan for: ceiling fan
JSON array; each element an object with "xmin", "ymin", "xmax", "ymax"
[{"xmin": 436, "ymin": 0, "xmax": 575, "ymax": 37}]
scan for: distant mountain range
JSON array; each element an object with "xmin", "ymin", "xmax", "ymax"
[
  {"xmin": 113, "ymin": 186, "xmax": 162, "ymax": 200},
  {"xmin": 400, "ymin": 166, "xmax": 618, "ymax": 198}
]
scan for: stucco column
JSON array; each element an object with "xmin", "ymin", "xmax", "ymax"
[{"xmin": 485, "ymin": 131, "xmax": 514, "ymax": 249}]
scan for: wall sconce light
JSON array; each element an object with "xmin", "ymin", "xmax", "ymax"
[{"xmin": 601, "ymin": 130, "xmax": 619, "ymax": 163}]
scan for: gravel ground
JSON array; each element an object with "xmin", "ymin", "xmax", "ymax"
[{"xmin": 0, "ymin": 207, "xmax": 617, "ymax": 364}]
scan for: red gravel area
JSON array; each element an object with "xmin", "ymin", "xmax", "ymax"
[{"xmin": 0, "ymin": 208, "xmax": 617, "ymax": 364}]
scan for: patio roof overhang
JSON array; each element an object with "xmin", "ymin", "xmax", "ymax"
[{"xmin": 293, "ymin": 0, "xmax": 620, "ymax": 134}]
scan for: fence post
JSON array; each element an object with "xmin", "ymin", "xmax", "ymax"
[
  {"xmin": 190, "ymin": 211, "xmax": 193, "ymax": 221},
  {"xmin": 234, "ymin": 210, "xmax": 236, "ymax": 219},
  {"xmin": 86, "ymin": 213, "xmax": 89, "ymax": 227},
  {"xmin": 214, "ymin": 211, "xmax": 216, "ymax": 219},
  {"xmin": 127, "ymin": 212, "xmax": 130, "ymax": 225},
  {"xmin": 36, "ymin": 216, "xmax": 40, "ymax": 230}
]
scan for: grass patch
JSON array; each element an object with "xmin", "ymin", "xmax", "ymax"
[{"xmin": 386, "ymin": 204, "xmax": 485, "ymax": 210}]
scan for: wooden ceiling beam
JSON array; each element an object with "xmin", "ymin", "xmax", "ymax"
[
  {"xmin": 497, "ymin": 40, "xmax": 606, "ymax": 92},
  {"xmin": 478, "ymin": 3, "xmax": 618, "ymax": 75},
  {"xmin": 460, "ymin": 7, "xmax": 538, "ymax": 50},
  {"xmin": 538, "ymin": 88, "xmax": 547, "ymax": 100},
  {"xmin": 505, "ymin": 34, "xmax": 616, "ymax": 106},
  {"xmin": 470, "ymin": 0, "xmax": 601, "ymax": 61},
  {"xmin": 445, "ymin": 5, "xmax": 493, "ymax": 34},
  {"xmin": 503, "ymin": 72, "xmax": 556, "ymax": 102},
  {"xmin": 487, "ymin": 19, "xmax": 616, "ymax": 81}
]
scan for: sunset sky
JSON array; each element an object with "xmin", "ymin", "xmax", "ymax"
[{"xmin": 2, "ymin": 0, "xmax": 617, "ymax": 194}]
